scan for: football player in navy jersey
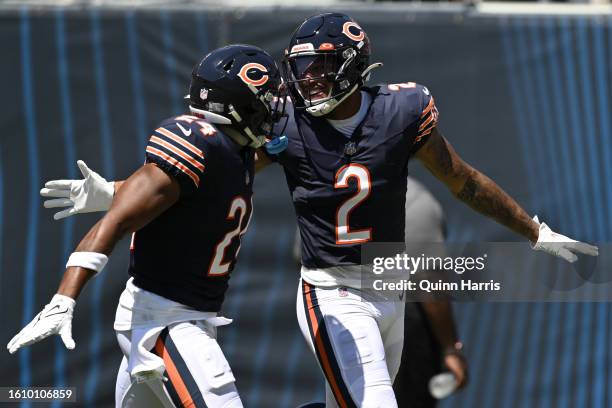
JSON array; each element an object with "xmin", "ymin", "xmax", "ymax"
[
  {"xmin": 34, "ymin": 14, "xmax": 598, "ymax": 408},
  {"xmin": 7, "ymin": 44, "xmax": 284, "ymax": 408},
  {"xmin": 259, "ymin": 13, "xmax": 597, "ymax": 408}
]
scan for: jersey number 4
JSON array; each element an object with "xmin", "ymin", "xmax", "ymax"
[
  {"xmin": 208, "ymin": 196, "xmax": 252, "ymax": 276},
  {"xmin": 334, "ymin": 164, "xmax": 372, "ymax": 245}
]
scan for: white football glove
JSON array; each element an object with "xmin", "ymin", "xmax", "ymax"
[
  {"xmin": 531, "ymin": 216, "xmax": 599, "ymax": 263},
  {"xmin": 7, "ymin": 294, "xmax": 76, "ymax": 354},
  {"xmin": 40, "ymin": 160, "xmax": 114, "ymax": 220}
]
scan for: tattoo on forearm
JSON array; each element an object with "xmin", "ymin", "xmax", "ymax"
[
  {"xmin": 457, "ymin": 176, "xmax": 477, "ymax": 202},
  {"xmin": 457, "ymin": 173, "xmax": 534, "ymax": 239}
]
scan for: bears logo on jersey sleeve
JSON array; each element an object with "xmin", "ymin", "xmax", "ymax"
[{"xmin": 145, "ymin": 119, "xmax": 207, "ymax": 196}]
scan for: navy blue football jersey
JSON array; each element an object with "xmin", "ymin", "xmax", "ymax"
[
  {"xmin": 273, "ymin": 83, "xmax": 439, "ymax": 268},
  {"xmin": 129, "ymin": 114, "xmax": 254, "ymax": 312}
]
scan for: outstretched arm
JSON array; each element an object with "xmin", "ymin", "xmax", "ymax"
[
  {"xmin": 56, "ymin": 163, "xmax": 179, "ymax": 298},
  {"xmin": 8, "ymin": 163, "xmax": 179, "ymax": 354},
  {"xmin": 42, "ymin": 151, "xmax": 269, "ymax": 221},
  {"xmin": 415, "ymin": 128, "xmax": 538, "ymax": 241},
  {"xmin": 415, "ymin": 128, "xmax": 597, "ymax": 261}
]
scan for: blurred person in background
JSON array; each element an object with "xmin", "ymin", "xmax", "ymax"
[
  {"xmin": 7, "ymin": 45, "xmax": 285, "ymax": 408},
  {"xmin": 392, "ymin": 177, "xmax": 466, "ymax": 408}
]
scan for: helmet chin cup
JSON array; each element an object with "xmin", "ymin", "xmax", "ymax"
[
  {"xmin": 305, "ymin": 83, "xmax": 359, "ymax": 117},
  {"xmin": 302, "ymin": 62, "xmax": 380, "ymax": 117},
  {"xmin": 306, "ymin": 99, "xmax": 338, "ymax": 117}
]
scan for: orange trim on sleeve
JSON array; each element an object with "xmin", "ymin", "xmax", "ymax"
[
  {"xmin": 156, "ymin": 127, "xmax": 204, "ymax": 158},
  {"xmin": 415, "ymin": 128, "xmax": 434, "ymax": 143},
  {"xmin": 149, "ymin": 135, "xmax": 205, "ymax": 172},
  {"xmin": 419, "ymin": 97, "xmax": 435, "ymax": 118},
  {"xmin": 418, "ymin": 113, "xmax": 435, "ymax": 132},
  {"xmin": 146, "ymin": 145, "xmax": 201, "ymax": 187}
]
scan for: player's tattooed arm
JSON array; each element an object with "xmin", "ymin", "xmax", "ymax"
[
  {"xmin": 415, "ymin": 128, "xmax": 539, "ymax": 242},
  {"xmin": 56, "ymin": 164, "xmax": 180, "ymax": 299}
]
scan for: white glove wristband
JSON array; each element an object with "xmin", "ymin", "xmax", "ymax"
[
  {"xmin": 51, "ymin": 293, "xmax": 76, "ymax": 308},
  {"xmin": 66, "ymin": 252, "xmax": 109, "ymax": 274}
]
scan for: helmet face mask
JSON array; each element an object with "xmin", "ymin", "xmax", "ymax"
[
  {"xmin": 283, "ymin": 13, "xmax": 379, "ymax": 117},
  {"xmin": 187, "ymin": 44, "xmax": 287, "ymax": 148},
  {"xmin": 286, "ymin": 47, "xmax": 363, "ymax": 109},
  {"xmin": 288, "ymin": 52, "xmax": 337, "ymax": 103}
]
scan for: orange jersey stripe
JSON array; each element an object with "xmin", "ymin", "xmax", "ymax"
[
  {"xmin": 418, "ymin": 113, "xmax": 436, "ymax": 132},
  {"xmin": 154, "ymin": 337, "xmax": 195, "ymax": 408},
  {"xmin": 156, "ymin": 127, "xmax": 204, "ymax": 158},
  {"xmin": 304, "ymin": 283, "xmax": 349, "ymax": 408},
  {"xmin": 149, "ymin": 135, "xmax": 205, "ymax": 172},
  {"xmin": 420, "ymin": 97, "xmax": 435, "ymax": 118},
  {"xmin": 415, "ymin": 128, "xmax": 433, "ymax": 142},
  {"xmin": 146, "ymin": 146, "xmax": 200, "ymax": 186}
]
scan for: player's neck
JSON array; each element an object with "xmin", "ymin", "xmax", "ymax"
[{"xmin": 325, "ymin": 90, "xmax": 362, "ymax": 121}]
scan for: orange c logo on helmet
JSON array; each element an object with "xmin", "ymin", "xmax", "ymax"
[
  {"xmin": 237, "ymin": 63, "xmax": 269, "ymax": 87},
  {"xmin": 342, "ymin": 22, "xmax": 365, "ymax": 42}
]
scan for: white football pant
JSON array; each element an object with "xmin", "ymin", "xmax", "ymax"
[
  {"xmin": 115, "ymin": 321, "xmax": 242, "ymax": 408},
  {"xmin": 296, "ymin": 279, "xmax": 405, "ymax": 408}
]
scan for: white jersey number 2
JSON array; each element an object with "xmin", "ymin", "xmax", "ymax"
[
  {"xmin": 334, "ymin": 164, "xmax": 372, "ymax": 245},
  {"xmin": 208, "ymin": 196, "xmax": 252, "ymax": 276}
]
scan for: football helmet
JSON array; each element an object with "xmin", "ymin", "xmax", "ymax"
[
  {"xmin": 188, "ymin": 44, "xmax": 285, "ymax": 148},
  {"xmin": 283, "ymin": 13, "xmax": 382, "ymax": 117}
]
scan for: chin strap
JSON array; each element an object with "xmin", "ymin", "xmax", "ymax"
[
  {"xmin": 190, "ymin": 105, "xmax": 266, "ymax": 149},
  {"xmin": 228, "ymin": 106, "xmax": 266, "ymax": 148},
  {"xmin": 219, "ymin": 125, "xmax": 250, "ymax": 147}
]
